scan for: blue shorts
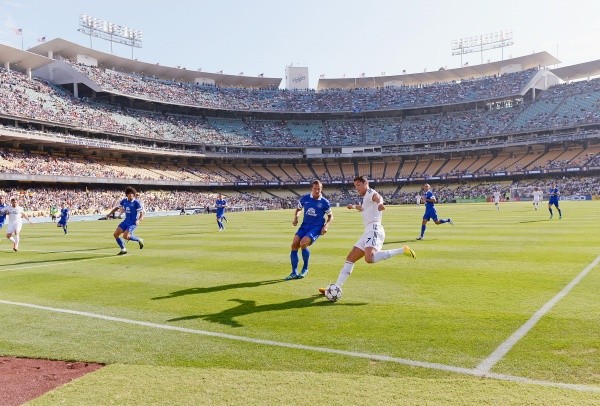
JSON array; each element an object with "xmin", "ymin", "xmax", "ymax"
[
  {"xmin": 118, "ymin": 221, "xmax": 137, "ymax": 234},
  {"xmin": 216, "ymin": 210, "xmax": 225, "ymax": 219},
  {"xmin": 57, "ymin": 220, "xmax": 67, "ymax": 226},
  {"xmin": 295, "ymin": 224, "xmax": 323, "ymax": 243},
  {"xmin": 548, "ymin": 197, "xmax": 559, "ymax": 207},
  {"xmin": 423, "ymin": 207, "xmax": 439, "ymax": 222}
]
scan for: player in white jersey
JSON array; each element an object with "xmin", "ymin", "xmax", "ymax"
[
  {"xmin": 319, "ymin": 176, "xmax": 416, "ymax": 297},
  {"xmin": 532, "ymin": 187, "xmax": 543, "ymax": 210},
  {"xmin": 415, "ymin": 192, "xmax": 422, "ymax": 209},
  {"xmin": 1, "ymin": 197, "xmax": 33, "ymax": 251},
  {"xmin": 493, "ymin": 190, "xmax": 501, "ymax": 210}
]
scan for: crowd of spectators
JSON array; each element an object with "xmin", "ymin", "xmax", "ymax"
[
  {"xmin": 71, "ymin": 62, "xmax": 538, "ymax": 112},
  {"xmin": 2, "ymin": 67, "xmax": 600, "ymax": 149},
  {"xmin": 6, "ymin": 176, "xmax": 599, "ymax": 219},
  {"xmin": 2, "ymin": 145, "xmax": 600, "ymax": 188}
]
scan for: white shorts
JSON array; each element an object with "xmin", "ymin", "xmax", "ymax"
[
  {"xmin": 354, "ymin": 223, "xmax": 385, "ymax": 251},
  {"xmin": 6, "ymin": 222, "xmax": 22, "ymax": 234}
]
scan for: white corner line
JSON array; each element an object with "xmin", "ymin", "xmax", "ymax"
[
  {"xmin": 475, "ymin": 254, "xmax": 600, "ymax": 374},
  {"xmin": 0, "ymin": 299, "xmax": 598, "ymax": 393}
]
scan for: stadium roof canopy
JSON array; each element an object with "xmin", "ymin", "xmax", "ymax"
[
  {"xmin": 551, "ymin": 59, "xmax": 600, "ymax": 82},
  {"xmin": 27, "ymin": 38, "xmax": 282, "ymax": 89},
  {"xmin": 0, "ymin": 44, "xmax": 54, "ymax": 72},
  {"xmin": 317, "ymin": 52, "xmax": 560, "ymax": 90}
]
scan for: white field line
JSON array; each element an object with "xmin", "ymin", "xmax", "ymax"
[
  {"xmin": 0, "ymin": 299, "xmax": 598, "ymax": 393},
  {"xmin": 475, "ymin": 254, "xmax": 600, "ymax": 374}
]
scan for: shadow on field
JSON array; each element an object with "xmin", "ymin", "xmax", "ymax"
[
  {"xmin": 0, "ymin": 255, "xmax": 115, "ymax": 268},
  {"xmin": 167, "ymin": 296, "xmax": 366, "ymax": 327},
  {"xmin": 37, "ymin": 247, "xmax": 113, "ymax": 254},
  {"xmin": 152, "ymin": 279, "xmax": 284, "ymax": 300},
  {"xmin": 517, "ymin": 219, "xmax": 551, "ymax": 224},
  {"xmin": 383, "ymin": 240, "xmax": 415, "ymax": 245}
]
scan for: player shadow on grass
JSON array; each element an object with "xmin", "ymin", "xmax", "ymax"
[
  {"xmin": 0, "ymin": 255, "xmax": 115, "ymax": 268},
  {"xmin": 383, "ymin": 240, "xmax": 413, "ymax": 245},
  {"xmin": 151, "ymin": 279, "xmax": 284, "ymax": 300},
  {"xmin": 37, "ymin": 247, "xmax": 113, "ymax": 254},
  {"xmin": 517, "ymin": 219, "xmax": 552, "ymax": 224},
  {"xmin": 167, "ymin": 296, "xmax": 366, "ymax": 328}
]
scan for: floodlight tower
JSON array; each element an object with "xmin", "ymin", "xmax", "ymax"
[
  {"xmin": 78, "ymin": 14, "xmax": 143, "ymax": 59},
  {"xmin": 451, "ymin": 30, "xmax": 513, "ymax": 66}
]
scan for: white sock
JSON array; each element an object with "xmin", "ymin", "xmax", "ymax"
[
  {"xmin": 335, "ymin": 261, "xmax": 354, "ymax": 287},
  {"xmin": 15, "ymin": 235, "xmax": 20, "ymax": 245},
  {"xmin": 9, "ymin": 236, "xmax": 15, "ymax": 243},
  {"xmin": 372, "ymin": 248, "xmax": 404, "ymax": 263}
]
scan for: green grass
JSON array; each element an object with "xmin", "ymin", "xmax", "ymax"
[{"xmin": 1, "ymin": 201, "xmax": 600, "ymax": 404}]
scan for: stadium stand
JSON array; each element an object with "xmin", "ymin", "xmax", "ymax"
[{"xmin": 1, "ymin": 41, "xmax": 600, "ymax": 211}]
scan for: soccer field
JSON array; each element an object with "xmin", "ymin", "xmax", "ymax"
[{"xmin": 1, "ymin": 201, "xmax": 599, "ymax": 404}]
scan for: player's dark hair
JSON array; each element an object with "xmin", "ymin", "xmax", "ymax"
[
  {"xmin": 125, "ymin": 186, "xmax": 137, "ymax": 196},
  {"xmin": 354, "ymin": 175, "xmax": 368, "ymax": 183}
]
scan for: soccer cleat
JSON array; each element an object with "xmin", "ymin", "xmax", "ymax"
[
  {"xmin": 416, "ymin": 236, "xmax": 423, "ymax": 240},
  {"xmin": 448, "ymin": 219, "xmax": 454, "ymax": 226},
  {"xmin": 318, "ymin": 287, "xmax": 326, "ymax": 295},
  {"xmin": 12, "ymin": 244, "xmax": 18, "ymax": 252},
  {"xmin": 218, "ymin": 228, "xmax": 223, "ymax": 232},
  {"xmin": 138, "ymin": 239, "xmax": 144, "ymax": 249},
  {"xmin": 403, "ymin": 245, "xmax": 416, "ymax": 259},
  {"xmin": 299, "ymin": 269, "xmax": 309, "ymax": 278},
  {"xmin": 117, "ymin": 249, "xmax": 128, "ymax": 255},
  {"xmin": 284, "ymin": 272, "xmax": 299, "ymax": 281}
]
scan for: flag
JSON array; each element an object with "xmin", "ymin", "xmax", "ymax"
[
  {"xmin": 13, "ymin": 28, "xmax": 22, "ymax": 35},
  {"xmin": 37, "ymin": 36, "xmax": 46, "ymax": 43}
]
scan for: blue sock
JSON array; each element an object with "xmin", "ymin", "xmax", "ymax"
[
  {"xmin": 290, "ymin": 250, "xmax": 299, "ymax": 273},
  {"xmin": 63, "ymin": 226, "xmax": 67, "ymax": 234},
  {"xmin": 420, "ymin": 224, "xmax": 426, "ymax": 237},
  {"xmin": 301, "ymin": 248, "xmax": 310, "ymax": 271},
  {"xmin": 129, "ymin": 235, "xmax": 140, "ymax": 242},
  {"xmin": 218, "ymin": 221, "xmax": 223, "ymax": 229},
  {"xmin": 549, "ymin": 208, "xmax": 553, "ymax": 216},
  {"xmin": 116, "ymin": 238, "xmax": 125, "ymax": 249}
]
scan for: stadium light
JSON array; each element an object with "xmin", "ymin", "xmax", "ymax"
[
  {"xmin": 78, "ymin": 14, "xmax": 143, "ymax": 58},
  {"xmin": 451, "ymin": 30, "xmax": 513, "ymax": 66}
]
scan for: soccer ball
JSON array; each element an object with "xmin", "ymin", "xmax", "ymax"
[{"xmin": 324, "ymin": 284, "xmax": 342, "ymax": 302}]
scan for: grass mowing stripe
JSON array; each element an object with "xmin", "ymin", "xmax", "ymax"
[
  {"xmin": 1, "ymin": 298, "xmax": 599, "ymax": 393},
  {"xmin": 476, "ymin": 253, "xmax": 600, "ymax": 374}
]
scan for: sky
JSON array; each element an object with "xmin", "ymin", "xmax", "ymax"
[{"xmin": 1, "ymin": 0, "xmax": 599, "ymax": 88}]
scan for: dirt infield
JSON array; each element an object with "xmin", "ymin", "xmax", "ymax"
[{"xmin": 0, "ymin": 357, "xmax": 103, "ymax": 405}]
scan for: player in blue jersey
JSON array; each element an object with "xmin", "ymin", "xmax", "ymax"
[
  {"xmin": 548, "ymin": 183, "xmax": 562, "ymax": 219},
  {"xmin": 105, "ymin": 186, "xmax": 145, "ymax": 255},
  {"xmin": 0, "ymin": 195, "xmax": 7, "ymax": 230},
  {"xmin": 215, "ymin": 194, "xmax": 227, "ymax": 231},
  {"xmin": 285, "ymin": 180, "xmax": 333, "ymax": 280},
  {"xmin": 56, "ymin": 202, "xmax": 69, "ymax": 234},
  {"xmin": 416, "ymin": 183, "xmax": 453, "ymax": 240}
]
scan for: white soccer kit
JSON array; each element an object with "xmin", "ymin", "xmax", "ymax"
[
  {"xmin": 5, "ymin": 206, "xmax": 24, "ymax": 234},
  {"xmin": 355, "ymin": 188, "xmax": 385, "ymax": 251}
]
